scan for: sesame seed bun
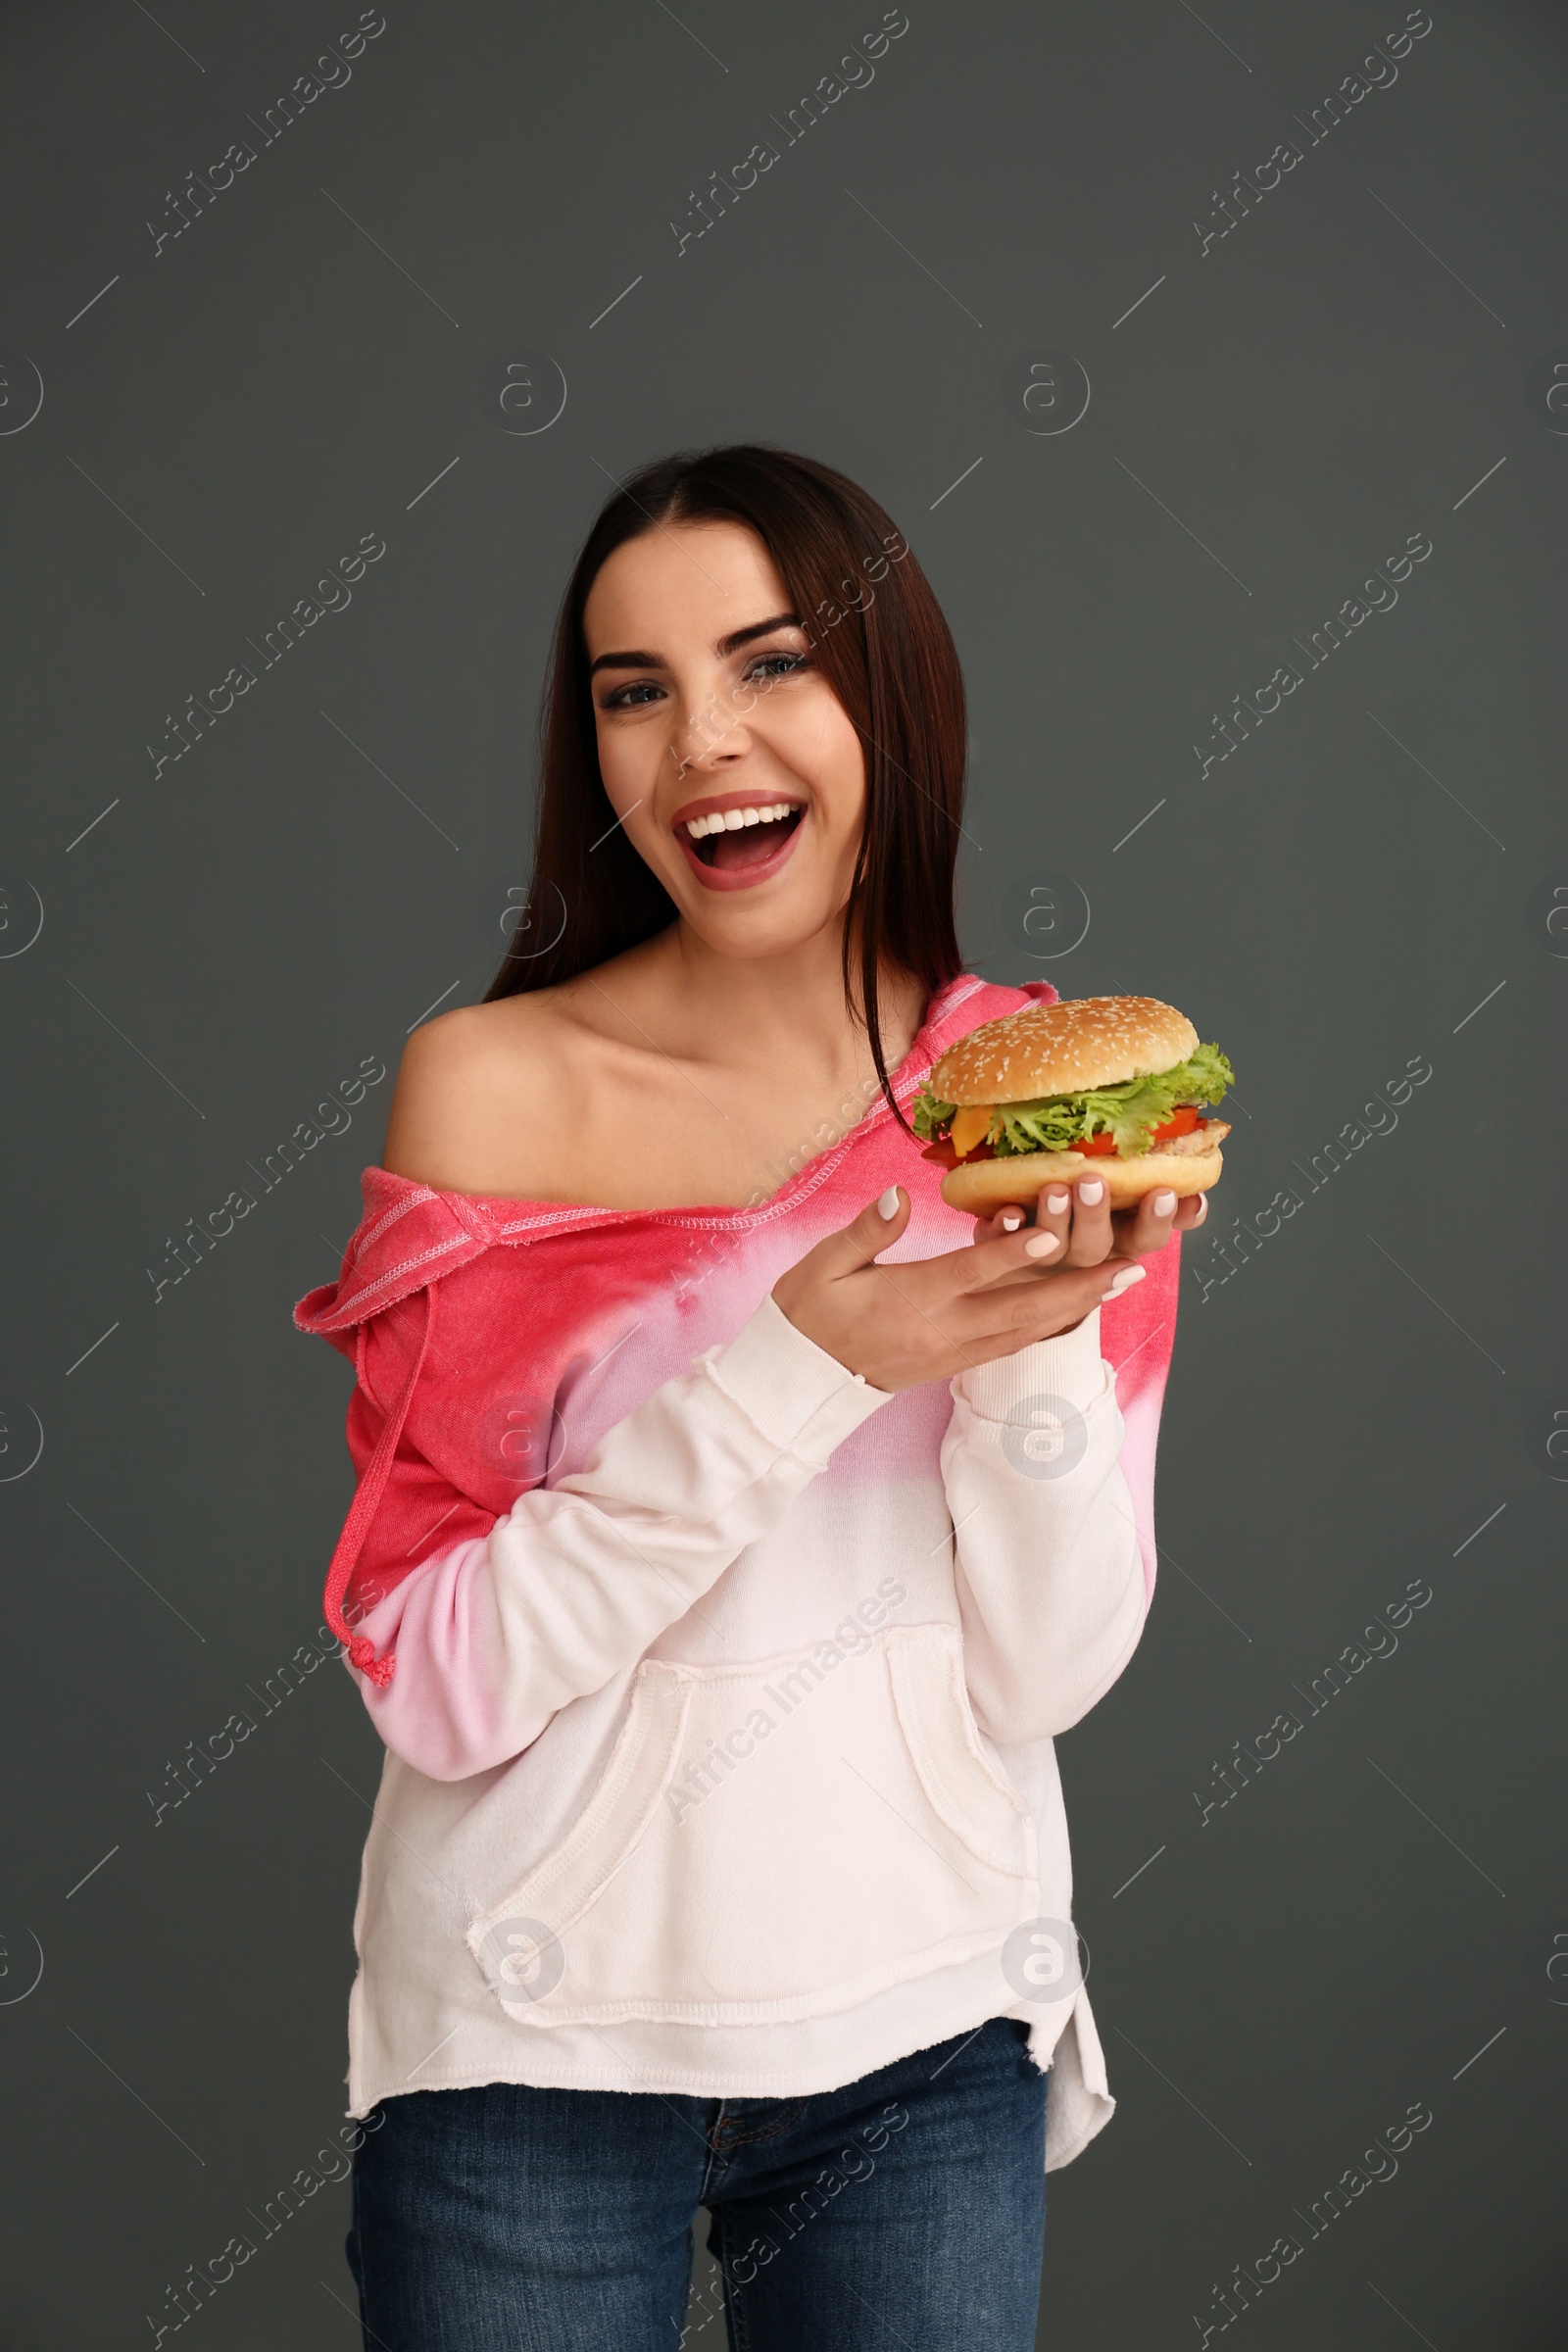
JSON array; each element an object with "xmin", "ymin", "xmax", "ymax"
[
  {"xmin": 929, "ymin": 995, "xmax": 1200, "ymax": 1107},
  {"xmin": 941, "ymin": 1123, "xmax": 1230, "ymax": 1214}
]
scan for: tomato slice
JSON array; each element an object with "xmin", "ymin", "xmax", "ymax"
[
  {"xmin": 1072, "ymin": 1104, "xmax": 1202, "ymax": 1158},
  {"xmin": 1152, "ymin": 1103, "xmax": 1200, "ymax": 1140},
  {"xmin": 919, "ymin": 1139, "xmax": 994, "ymax": 1167}
]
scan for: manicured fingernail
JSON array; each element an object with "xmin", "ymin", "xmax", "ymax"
[
  {"xmin": 1078, "ymin": 1179, "xmax": 1104, "ymax": 1206},
  {"xmin": 1152, "ymin": 1190, "xmax": 1176, "ymax": 1218},
  {"xmin": 1024, "ymin": 1231, "xmax": 1062, "ymax": 1259},
  {"xmin": 1193, "ymin": 1195, "xmax": 1208, "ymax": 1224},
  {"xmin": 876, "ymin": 1186, "xmax": 901, "ymax": 1221},
  {"xmin": 1046, "ymin": 1191, "xmax": 1070, "ymax": 1214},
  {"xmin": 1001, "ymin": 1211, "xmax": 1023, "ymax": 1232},
  {"xmin": 1106, "ymin": 1263, "xmax": 1147, "ymax": 1295}
]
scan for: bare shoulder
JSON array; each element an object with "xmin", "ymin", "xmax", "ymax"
[{"xmin": 380, "ymin": 991, "xmax": 581, "ymax": 1196}]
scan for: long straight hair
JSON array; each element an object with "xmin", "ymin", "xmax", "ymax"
[{"xmin": 485, "ymin": 444, "xmax": 966, "ymax": 1115}]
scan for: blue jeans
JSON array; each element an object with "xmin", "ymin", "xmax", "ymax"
[{"xmin": 347, "ymin": 2016, "xmax": 1048, "ymax": 2349}]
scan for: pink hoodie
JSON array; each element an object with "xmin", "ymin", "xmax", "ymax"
[{"xmin": 295, "ymin": 975, "xmax": 1179, "ymax": 2166}]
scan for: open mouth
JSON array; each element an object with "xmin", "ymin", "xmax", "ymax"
[{"xmin": 674, "ymin": 799, "xmax": 806, "ymax": 889}]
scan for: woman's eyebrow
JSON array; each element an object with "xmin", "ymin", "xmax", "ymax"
[
  {"xmin": 588, "ymin": 646, "xmax": 662, "ymax": 676},
  {"xmin": 588, "ymin": 612, "xmax": 801, "ymax": 678},
  {"xmin": 715, "ymin": 612, "xmax": 801, "ymax": 656}
]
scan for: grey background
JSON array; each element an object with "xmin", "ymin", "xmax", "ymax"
[{"xmin": 2, "ymin": 0, "xmax": 1563, "ymax": 2343}]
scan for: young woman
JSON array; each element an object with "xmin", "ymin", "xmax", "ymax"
[{"xmin": 295, "ymin": 444, "xmax": 1208, "ymax": 2350}]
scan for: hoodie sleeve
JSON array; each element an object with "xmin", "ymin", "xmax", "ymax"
[
  {"xmin": 937, "ymin": 1238, "xmax": 1176, "ymax": 1746},
  {"xmin": 344, "ymin": 1295, "xmax": 892, "ymax": 1781}
]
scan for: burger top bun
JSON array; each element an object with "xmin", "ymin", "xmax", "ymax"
[{"xmin": 929, "ymin": 995, "xmax": 1200, "ymax": 1107}]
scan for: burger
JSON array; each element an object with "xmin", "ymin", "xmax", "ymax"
[{"xmin": 913, "ymin": 996, "xmax": 1234, "ymax": 1215}]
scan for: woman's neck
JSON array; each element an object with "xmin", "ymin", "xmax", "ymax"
[{"xmin": 609, "ymin": 918, "xmax": 929, "ymax": 1099}]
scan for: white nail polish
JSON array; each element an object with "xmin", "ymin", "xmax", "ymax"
[
  {"xmin": 1106, "ymin": 1263, "xmax": 1147, "ymax": 1295},
  {"xmin": 1194, "ymin": 1194, "xmax": 1208, "ymax": 1224},
  {"xmin": 1152, "ymin": 1190, "xmax": 1176, "ymax": 1217},
  {"xmin": 1046, "ymin": 1191, "xmax": 1070, "ymax": 1215},
  {"xmin": 876, "ymin": 1186, "xmax": 901, "ymax": 1221},
  {"xmin": 1001, "ymin": 1211, "xmax": 1023, "ymax": 1232},
  {"xmin": 1078, "ymin": 1180, "xmax": 1104, "ymax": 1206},
  {"xmin": 1024, "ymin": 1231, "xmax": 1061, "ymax": 1259}
]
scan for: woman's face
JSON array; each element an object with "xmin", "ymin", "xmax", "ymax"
[{"xmin": 583, "ymin": 520, "xmax": 867, "ymax": 962}]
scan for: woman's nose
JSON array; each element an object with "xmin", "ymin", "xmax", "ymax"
[{"xmin": 672, "ymin": 693, "xmax": 751, "ymax": 773}]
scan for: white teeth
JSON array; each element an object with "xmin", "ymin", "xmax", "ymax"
[{"xmin": 684, "ymin": 802, "xmax": 799, "ymax": 839}]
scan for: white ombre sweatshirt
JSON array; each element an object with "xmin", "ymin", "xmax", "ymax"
[{"xmin": 293, "ymin": 977, "xmax": 1181, "ymax": 2171}]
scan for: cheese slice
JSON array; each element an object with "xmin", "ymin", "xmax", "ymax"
[{"xmin": 950, "ymin": 1104, "xmax": 994, "ymax": 1157}]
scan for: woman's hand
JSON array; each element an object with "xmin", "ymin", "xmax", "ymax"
[
  {"xmin": 968, "ymin": 1170, "xmax": 1210, "ymax": 1263},
  {"xmin": 771, "ymin": 1186, "xmax": 1148, "ymax": 1393}
]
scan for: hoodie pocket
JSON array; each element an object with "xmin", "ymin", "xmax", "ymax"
[{"xmin": 466, "ymin": 1623, "xmax": 1038, "ymax": 2029}]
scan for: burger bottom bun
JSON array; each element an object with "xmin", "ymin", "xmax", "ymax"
[{"xmin": 941, "ymin": 1141, "xmax": 1225, "ymax": 1216}]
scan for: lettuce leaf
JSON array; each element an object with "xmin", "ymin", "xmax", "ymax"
[
  {"xmin": 911, "ymin": 1088, "xmax": 959, "ymax": 1143},
  {"xmin": 912, "ymin": 1043, "xmax": 1233, "ymax": 1157}
]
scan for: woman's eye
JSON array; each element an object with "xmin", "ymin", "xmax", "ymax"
[
  {"xmin": 602, "ymin": 681, "xmax": 665, "ymax": 710},
  {"xmin": 745, "ymin": 651, "xmax": 810, "ymax": 684}
]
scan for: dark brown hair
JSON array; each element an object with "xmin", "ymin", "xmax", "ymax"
[{"xmin": 484, "ymin": 443, "xmax": 966, "ymax": 1114}]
